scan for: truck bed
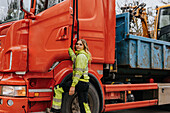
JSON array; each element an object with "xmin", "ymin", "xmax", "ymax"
[{"xmin": 116, "ymin": 13, "xmax": 170, "ymax": 71}]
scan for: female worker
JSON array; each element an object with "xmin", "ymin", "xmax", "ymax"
[{"xmin": 51, "ymin": 39, "xmax": 91, "ymax": 113}]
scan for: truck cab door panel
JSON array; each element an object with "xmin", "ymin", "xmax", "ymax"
[{"xmin": 29, "ymin": 0, "xmax": 72, "ymax": 72}]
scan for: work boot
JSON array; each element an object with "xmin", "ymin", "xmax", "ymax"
[
  {"xmin": 50, "ymin": 108, "xmax": 61, "ymax": 113},
  {"xmin": 46, "ymin": 108, "xmax": 53, "ymax": 113}
]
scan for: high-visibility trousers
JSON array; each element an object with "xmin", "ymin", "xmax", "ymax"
[{"xmin": 52, "ymin": 81, "xmax": 91, "ymax": 113}]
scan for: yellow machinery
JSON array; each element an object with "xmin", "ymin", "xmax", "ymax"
[
  {"xmin": 121, "ymin": 3, "xmax": 170, "ymax": 42},
  {"xmin": 154, "ymin": 5, "xmax": 170, "ymax": 41}
]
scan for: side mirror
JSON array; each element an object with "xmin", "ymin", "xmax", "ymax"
[
  {"xmin": 20, "ymin": 0, "xmax": 35, "ymax": 19},
  {"xmin": 20, "ymin": 0, "xmax": 31, "ymax": 13}
]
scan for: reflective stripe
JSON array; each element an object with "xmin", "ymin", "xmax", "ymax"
[
  {"xmin": 71, "ymin": 54, "xmax": 76, "ymax": 58},
  {"xmin": 83, "ymin": 103, "xmax": 91, "ymax": 113},
  {"xmin": 79, "ymin": 79, "xmax": 89, "ymax": 82},
  {"xmin": 82, "ymin": 73, "xmax": 88, "ymax": 75},
  {"xmin": 83, "ymin": 74, "xmax": 90, "ymax": 80},
  {"xmin": 52, "ymin": 85, "xmax": 64, "ymax": 110},
  {"xmin": 52, "ymin": 98, "xmax": 62, "ymax": 109},
  {"xmin": 53, "ymin": 98, "xmax": 62, "ymax": 102},
  {"xmin": 52, "ymin": 105, "xmax": 61, "ymax": 109},
  {"xmin": 74, "ymin": 74, "xmax": 81, "ymax": 78},
  {"xmin": 74, "ymin": 68, "xmax": 87, "ymax": 72}
]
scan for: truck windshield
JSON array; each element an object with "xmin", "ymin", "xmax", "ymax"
[
  {"xmin": 35, "ymin": 0, "xmax": 65, "ymax": 15},
  {"xmin": 0, "ymin": 0, "xmax": 22, "ymax": 23},
  {"xmin": 159, "ymin": 7, "xmax": 170, "ymax": 29}
]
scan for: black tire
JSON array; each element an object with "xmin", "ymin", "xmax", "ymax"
[
  {"xmin": 61, "ymin": 83, "xmax": 100, "ymax": 113},
  {"xmin": 158, "ymin": 104, "xmax": 170, "ymax": 111}
]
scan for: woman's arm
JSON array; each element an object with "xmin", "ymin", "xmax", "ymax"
[{"xmin": 68, "ymin": 47, "xmax": 76, "ymax": 61}]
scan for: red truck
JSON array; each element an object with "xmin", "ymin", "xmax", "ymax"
[{"xmin": 0, "ymin": 0, "xmax": 170, "ymax": 113}]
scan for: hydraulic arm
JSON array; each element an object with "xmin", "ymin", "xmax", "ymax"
[{"xmin": 121, "ymin": 3, "xmax": 150, "ymax": 38}]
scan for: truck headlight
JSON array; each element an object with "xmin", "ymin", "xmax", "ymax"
[{"xmin": 1, "ymin": 86, "xmax": 26, "ymax": 96}]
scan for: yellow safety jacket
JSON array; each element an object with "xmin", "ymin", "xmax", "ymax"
[{"xmin": 68, "ymin": 48, "xmax": 90, "ymax": 87}]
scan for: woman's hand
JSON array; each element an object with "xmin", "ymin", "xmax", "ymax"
[{"xmin": 69, "ymin": 86, "xmax": 75, "ymax": 95}]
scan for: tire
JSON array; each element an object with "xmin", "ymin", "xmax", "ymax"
[
  {"xmin": 61, "ymin": 83, "xmax": 100, "ymax": 113},
  {"xmin": 158, "ymin": 104, "xmax": 170, "ymax": 111}
]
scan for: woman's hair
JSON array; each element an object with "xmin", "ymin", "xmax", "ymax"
[{"xmin": 74, "ymin": 39, "xmax": 92, "ymax": 62}]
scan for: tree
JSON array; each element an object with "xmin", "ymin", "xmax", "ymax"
[
  {"xmin": 4, "ymin": 0, "xmax": 19, "ymax": 21},
  {"xmin": 116, "ymin": 0, "xmax": 167, "ymax": 38}
]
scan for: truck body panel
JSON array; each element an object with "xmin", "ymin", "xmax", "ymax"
[
  {"xmin": 0, "ymin": 20, "xmax": 29, "ymax": 72},
  {"xmin": 29, "ymin": 0, "xmax": 72, "ymax": 72},
  {"xmin": 0, "ymin": 96, "xmax": 28, "ymax": 113}
]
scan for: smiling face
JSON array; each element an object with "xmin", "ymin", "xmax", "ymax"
[{"xmin": 75, "ymin": 40, "xmax": 84, "ymax": 51}]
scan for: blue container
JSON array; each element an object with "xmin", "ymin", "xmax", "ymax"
[{"xmin": 116, "ymin": 13, "xmax": 170, "ymax": 70}]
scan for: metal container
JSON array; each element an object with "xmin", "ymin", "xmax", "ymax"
[{"xmin": 116, "ymin": 13, "xmax": 170, "ymax": 70}]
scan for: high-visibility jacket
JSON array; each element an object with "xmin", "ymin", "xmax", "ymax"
[{"xmin": 68, "ymin": 48, "xmax": 90, "ymax": 87}]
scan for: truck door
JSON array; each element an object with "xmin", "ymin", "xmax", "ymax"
[{"xmin": 29, "ymin": 0, "xmax": 72, "ymax": 72}]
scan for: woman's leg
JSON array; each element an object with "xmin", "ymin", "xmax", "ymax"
[
  {"xmin": 76, "ymin": 82, "xmax": 91, "ymax": 113},
  {"xmin": 51, "ymin": 81, "xmax": 72, "ymax": 113}
]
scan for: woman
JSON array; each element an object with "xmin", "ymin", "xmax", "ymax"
[{"xmin": 51, "ymin": 39, "xmax": 91, "ymax": 113}]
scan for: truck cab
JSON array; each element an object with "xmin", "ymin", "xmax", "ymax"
[
  {"xmin": 0, "ymin": 0, "xmax": 115, "ymax": 112},
  {"xmin": 155, "ymin": 5, "xmax": 170, "ymax": 42}
]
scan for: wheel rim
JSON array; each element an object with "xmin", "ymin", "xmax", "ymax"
[{"xmin": 71, "ymin": 95, "xmax": 80, "ymax": 113}]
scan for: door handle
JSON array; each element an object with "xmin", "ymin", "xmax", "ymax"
[{"xmin": 56, "ymin": 26, "xmax": 68, "ymax": 40}]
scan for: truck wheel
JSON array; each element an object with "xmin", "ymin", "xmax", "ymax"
[
  {"xmin": 159, "ymin": 104, "xmax": 170, "ymax": 111},
  {"xmin": 61, "ymin": 83, "xmax": 100, "ymax": 113}
]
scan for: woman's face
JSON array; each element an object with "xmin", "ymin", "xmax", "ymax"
[{"xmin": 76, "ymin": 40, "xmax": 84, "ymax": 51}]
